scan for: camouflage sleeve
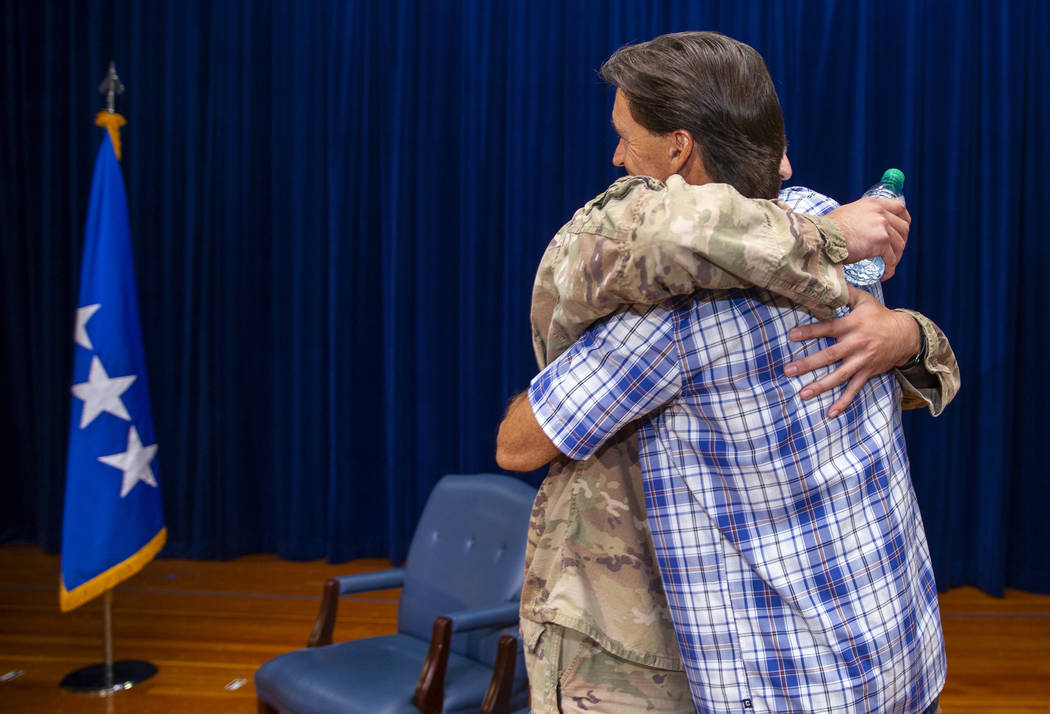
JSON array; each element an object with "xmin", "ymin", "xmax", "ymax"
[
  {"xmin": 531, "ymin": 175, "xmax": 849, "ymax": 367},
  {"xmin": 893, "ymin": 309, "xmax": 961, "ymax": 416}
]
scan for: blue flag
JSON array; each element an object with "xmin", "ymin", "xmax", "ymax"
[{"xmin": 61, "ymin": 129, "xmax": 165, "ymax": 612}]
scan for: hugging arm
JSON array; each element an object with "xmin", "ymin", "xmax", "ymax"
[
  {"xmin": 530, "ymin": 176, "xmax": 956, "ymax": 415},
  {"xmin": 531, "ymin": 175, "xmax": 906, "ymax": 367}
]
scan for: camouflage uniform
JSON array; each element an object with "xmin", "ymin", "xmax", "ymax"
[
  {"xmin": 521, "ymin": 175, "xmax": 960, "ymax": 712},
  {"xmin": 522, "ymin": 615, "xmax": 693, "ymax": 713}
]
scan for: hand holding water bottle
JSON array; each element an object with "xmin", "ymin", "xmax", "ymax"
[
  {"xmin": 846, "ymin": 169, "xmax": 907, "ymax": 285},
  {"xmin": 826, "ymin": 169, "xmax": 910, "ymax": 282}
]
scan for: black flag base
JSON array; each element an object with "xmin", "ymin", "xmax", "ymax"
[{"xmin": 60, "ymin": 660, "xmax": 157, "ymax": 694}]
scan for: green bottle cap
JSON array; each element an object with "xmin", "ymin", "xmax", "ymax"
[{"xmin": 881, "ymin": 168, "xmax": 905, "ymax": 191}]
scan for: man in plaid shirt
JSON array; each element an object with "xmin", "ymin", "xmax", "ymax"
[{"xmin": 499, "ymin": 32, "xmax": 947, "ymax": 713}]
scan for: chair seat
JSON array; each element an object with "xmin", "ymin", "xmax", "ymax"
[{"xmin": 255, "ymin": 634, "xmax": 497, "ymax": 714}]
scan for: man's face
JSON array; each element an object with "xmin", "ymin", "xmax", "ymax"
[{"xmin": 610, "ymin": 89, "xmax": 677, "ymax": 181}]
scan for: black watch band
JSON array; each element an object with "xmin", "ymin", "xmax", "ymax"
[{"xmin": 897, "ymin": 316, "xmax": 927, "ymax": 370}]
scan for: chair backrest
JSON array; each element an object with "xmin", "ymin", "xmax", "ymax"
[{"xmin": 398, "ymin": 474, "xmax": 536, "ymax": 665}]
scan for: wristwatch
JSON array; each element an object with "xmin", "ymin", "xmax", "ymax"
[{"xmin": 897, "ymin": 316, "xmax": 927, "ymax": 370}]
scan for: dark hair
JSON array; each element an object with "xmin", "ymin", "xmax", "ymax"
[{"xmin": 599, "ymin": 31, "xmax": 785, "ymax": 199}]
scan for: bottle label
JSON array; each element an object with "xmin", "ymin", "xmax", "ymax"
[{"xmin": 843, "ymin": 256, "xmax": 885, "ymax": 287}]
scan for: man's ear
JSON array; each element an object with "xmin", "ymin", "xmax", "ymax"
[
  {"xmin": 669, "ymin": 130, "xmax": 712, "ymax": 185},
  {"xmin": 667, "ymin": 129, "xmax": 694, "ymax": 173}
]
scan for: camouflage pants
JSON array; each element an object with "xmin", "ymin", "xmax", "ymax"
[{"xmin": 522, "ymin": 620, "xmax": 694, "ymax": 713}]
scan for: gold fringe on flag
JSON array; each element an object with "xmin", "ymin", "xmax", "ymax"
[
  {"xmin": 59, "ymin": 528, "xmax": 166, "ymax": 612},
  {"xmin": 95, "ymin": 111, "xmax": 127, "ymax": 160}
]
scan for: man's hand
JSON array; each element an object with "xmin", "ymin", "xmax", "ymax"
[
  {"xmin": 826, "ymin": 198, "xmax": 910, "ymax": 280},
  {"xmin": 783, "ymin": 286, "xmax": 922, "ymax": 418}
]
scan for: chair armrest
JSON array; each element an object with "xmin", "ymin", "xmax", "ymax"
[
  {"xmin": 332, "ymin": 568, "xmax": 406, "ymax": 594},
  {"xmin": 307, "ymin": 569, "xmax": 406, "ymax": 647},
  {"xmin": 413, "ymin": 616, "xmax": 453, "ymax": 714},
  {"xmin": 444, "ymin": 602, "xmax": 520, "ymax": 633},
  {"xmin": 481, "ymin": 635, "xmax": 519, "ymax": 714},
  {"xmin": 412, "ymin": 603, "xmax": 521, "ymax": 714}
]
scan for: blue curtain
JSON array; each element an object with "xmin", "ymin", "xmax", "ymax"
[{"xmin": 2, "ymin": 0, "xmax": 1046, "ymax": 594}]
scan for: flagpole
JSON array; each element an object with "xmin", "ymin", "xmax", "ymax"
[
  {"xmin": 59, "ymin": 61, "xmax": 159, "ymax": 695},
  {"xmin": 103, "ymin": 590, "xmax": 114, "ymax": 691}
]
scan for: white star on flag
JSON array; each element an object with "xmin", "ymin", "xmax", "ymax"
[
  {"xmin": 74, "ymin": 304, "xmax": 102, "ymax": 350},
  {"xmin": 71, "ymin": 356, "xmax": 137, "ymax": 428},
  {"xmin": 98, "ymin": 425, "xmax": 159, "ymax": 498}
]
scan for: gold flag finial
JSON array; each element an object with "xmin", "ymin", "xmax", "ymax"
[{"xmin": 96, "ymin": 62, "xmax": 126, "ymax": 160}]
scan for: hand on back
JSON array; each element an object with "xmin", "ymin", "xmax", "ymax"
[{"xmin": 784, "ymin": 286, "xmax": 921, "ymax": 417}]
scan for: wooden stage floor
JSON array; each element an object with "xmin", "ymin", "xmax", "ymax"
[{"xmin": 0, "ymin": 545, "xmax": 1047, "ymax": 713}]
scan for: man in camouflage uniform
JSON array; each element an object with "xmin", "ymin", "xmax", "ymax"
[{"xmin": 498, "ymin": 32, "xmax": 957, "ymax": 714}]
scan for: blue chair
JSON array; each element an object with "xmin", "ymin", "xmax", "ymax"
[{"xmin": 255, "ymin": 474, "xmax": 536, "ymax": 714}]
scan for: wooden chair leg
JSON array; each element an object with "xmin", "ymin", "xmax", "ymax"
[
  {"xmin": 413, "ymin": 616, "xmax": 452, "ymax": 714},
  {"xmin": 481, "ymin": 635, "xmax": 518, "ymax": 714},
  {"xmin": 307, "ymin": 578, "xmax": 341, "ymax": 647},
  {"xmin": 257, "ymin": 697, "xmax": 280, "ymax": 714}
]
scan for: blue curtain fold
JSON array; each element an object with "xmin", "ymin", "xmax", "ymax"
[{"xmin": 2, "ymin": 0, "xmax": 1046, "ymax": 594}]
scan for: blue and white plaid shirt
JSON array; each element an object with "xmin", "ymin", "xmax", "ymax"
[{"xmin": 529, "ymin": 188, "xmax": 945, "ymax": 713}]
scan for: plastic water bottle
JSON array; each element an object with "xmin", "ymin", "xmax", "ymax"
[{"xmin": 843, "ymin": 168, "xmax": 906, "ymax": 287}]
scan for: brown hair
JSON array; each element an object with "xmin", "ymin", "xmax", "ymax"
[{"xmin": 600, "ymin": 31, "xmax": 785, "ymax": 199}]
